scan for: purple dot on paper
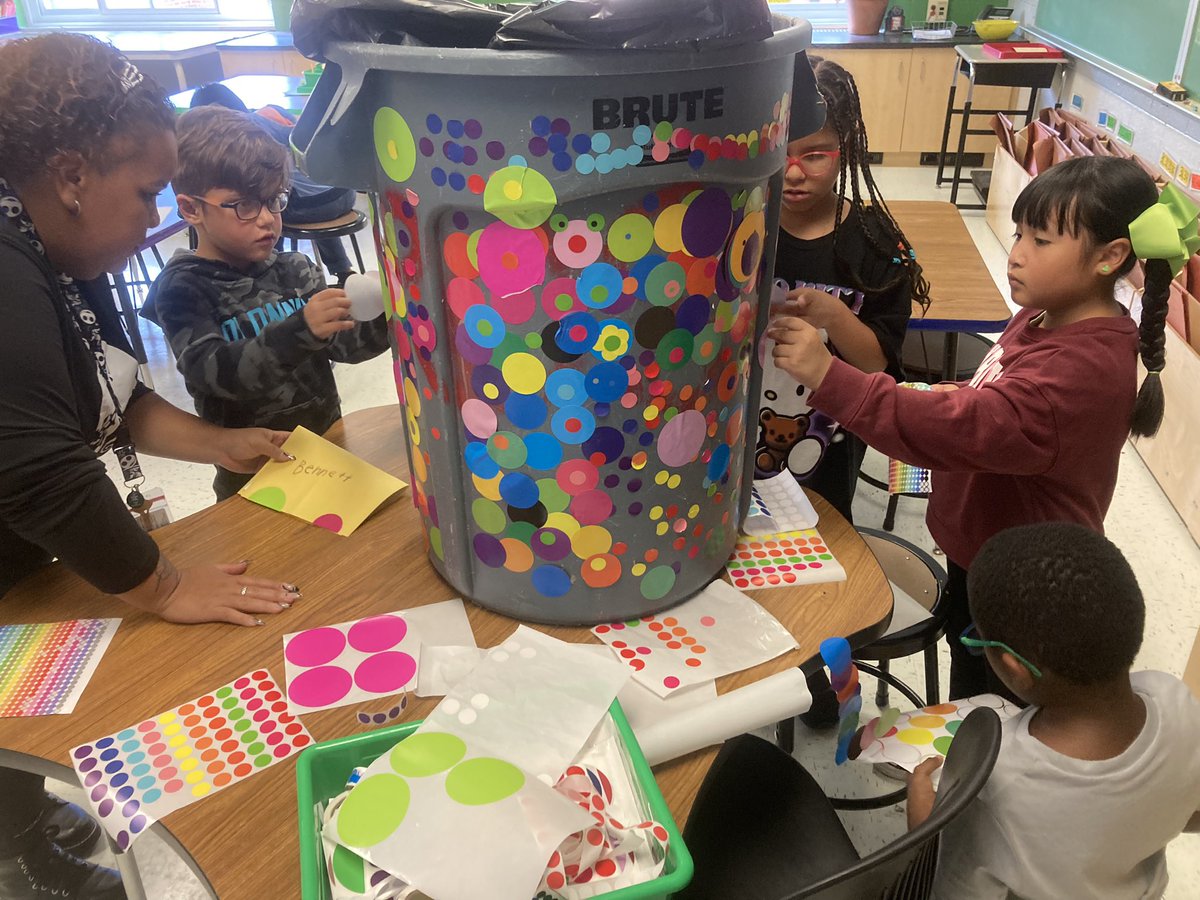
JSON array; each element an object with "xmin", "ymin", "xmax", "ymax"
[
  {"xmin": 116, "ymin": 785, "xmax": 134, "ymax": 802},
  {"xmin": 354, "ymin": 651, "xmax": 417, "ymax": 694},
  {"xmin": 284, "ymin": 627, "xmax": 346, "ymax": 667},
  {"xmin": 122, "ymin": 800, "xmax": 139, "ymax": 818},
  {"xmin": 97, "ymin": 798, "xmax": 114, "ymax": 817},
  {"xmin": 130, "ymin": 815, "xmax": 147, "ymax": 835},
  {"xmin": 73, "ymin": 745, "xmax": 92, "ymax": 759},
  {"xmin": 287, "ymin": 666, "xmax": 353, "ymax": 709},
  {"xmin": 116, "ymin": 832, "xmax": 129, "ymax": 851},
  {"xmin": 79, "ymin": 757, "xmax": 97, "ymax": 773},
  {"xmin": 84, "ymin": 771, "xmax": 102, "ymax": 787},
  {"xmin": 104, "ymin": 760, "xmax": 123, "ymax": 775},
  {"xmin": 370, "ymin": 870, "xmax": 391, "ymax": 888},
  {"xmin": 373, "ymin": 713, "xmax": 387, "ymax": 724},
  {"xmin": 486, "ymin": 141, "xmax": 505, "ymax": 160},
  {"xmin": 347, "ymin": 615, "xmax": 408, "ymax": 653}
]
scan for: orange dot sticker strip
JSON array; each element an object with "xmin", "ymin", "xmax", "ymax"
[{"xmin": 725, "ymin": 528, "xmax": 847, "ymax": 591}]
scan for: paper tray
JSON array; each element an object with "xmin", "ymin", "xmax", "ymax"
[{"xmin": 296, "ymin": 700, "xmax": 693, "ymax": 899}]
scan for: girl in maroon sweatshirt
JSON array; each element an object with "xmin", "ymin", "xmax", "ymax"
[{"xmin": 768, "ymin": 157, "xmax": 1190, "ymax": 699}]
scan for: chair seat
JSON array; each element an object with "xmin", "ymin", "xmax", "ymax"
[
  {"xmin": 281, "ymin": 210, "xmax": 367, "ymax": 236},
  {"xmin": 881, "ymin": 581, "xmax": 934, "ymax": 638}
]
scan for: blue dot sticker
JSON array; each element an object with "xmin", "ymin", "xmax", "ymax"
[{"xmin": 531, "ymin": 565, "xmax": 572, "ymax": 598}]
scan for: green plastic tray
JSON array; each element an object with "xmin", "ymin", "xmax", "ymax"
[{"xmin": 296, "ymin": 700, "xmax": 693, "ymax": 899}]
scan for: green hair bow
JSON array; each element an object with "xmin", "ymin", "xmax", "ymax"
[{"xmin": 1128, "ymin": 183, "xmax": 1200, "ymax": 278}]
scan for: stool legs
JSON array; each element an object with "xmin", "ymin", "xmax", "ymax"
[
  {"xmin": 349, "ymin": 234, "xmax": 366, "ymax": 273},
  {"xmin": 923, "ymin": 645, "xmax": 941, "ymax": 706}
]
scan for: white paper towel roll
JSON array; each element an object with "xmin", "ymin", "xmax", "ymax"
[
  {"xmin": 344, "ymin": 270, "xmax": 384, "ymax": 321},
  {"xmin": 632, "ymin": 667, "xmax": 813, "ymax": 766}
]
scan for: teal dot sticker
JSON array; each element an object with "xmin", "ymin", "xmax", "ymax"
[
  {"xmin": 337, "ymin": 773, "xmax": 411, "ymax": 847},
  {"xmin": 444, "ymin": 757, "xmax": 525, "ymax": 805},
  {"xmin": 390, "ymin": 732, "xmax": 468, "ymax": 777}
]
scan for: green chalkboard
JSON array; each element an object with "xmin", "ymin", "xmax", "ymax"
[
  {"xmin": 1183, "ymin": 11, "xmax": 1200, "ymax": 95},
  {"xmin": 1035, "ymin": 0, "xmax": 1190, "ymax": 83}
]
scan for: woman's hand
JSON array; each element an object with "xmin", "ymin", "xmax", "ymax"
[
  {"xmin": 120, "ymin": 557, "xmax": 302, "ymax": 627},
  {"xmin": 767, "ymin": 316, "xmax": 835, "ymax": 389},
  {"xmin": 215, "ymin": 428, "xmax": 292, "ymax": 474}
]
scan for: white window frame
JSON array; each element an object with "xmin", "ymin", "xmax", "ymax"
[
  {"xmin": 22, "ymin": 1, "xmax": 272, "ymax": 31},
  {"xmin": 769, "ymin": 1, "xmax": 852, "ymax": 29}
]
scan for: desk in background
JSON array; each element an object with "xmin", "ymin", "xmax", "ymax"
[
  {"xmin": 0, "ymin": 406, "xmax": 892, "ymax": 899},
  {"xmin": 170, "ymin": 74, "xmax": 306, "ymax": 116},
  {"xmin": 890, "ymin": 200, "xmax": 1012, "ymax": 378},
  {"xmin": 217, "ymin": 31, "xmax": 311, "ymax": 77}
]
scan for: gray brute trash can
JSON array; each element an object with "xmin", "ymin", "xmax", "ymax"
[{"xmin": 293, "ymin": 16, "xmax": 817, "ymax": 624}]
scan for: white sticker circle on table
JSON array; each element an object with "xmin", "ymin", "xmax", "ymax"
[{"xmin": 344, "ymin": 271, "xmax": 385, "ymax": 321}]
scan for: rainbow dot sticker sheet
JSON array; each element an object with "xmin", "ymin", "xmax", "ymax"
[
  {"xmin": 239, "ymin": 426, "xmax": 407, "ymax": 536},
  {"xmin": 284, "ymin": 612, "xmax": 421, "ymax": 714},
  {"xmin": 887, "ymin": 383, "xmax": 933, "ymax": 495},
  {"xmin": 850, "ymin": 694, "xmax": 1021, "ymax": 773},
  {"xmin": 70, "ymin": 670, "xmax": 312, "ymax": 850},
  {"xmin": 725, "ymin": 528, "xmax": 847, "ymax": 591},
  {"xmin": 592, "ymin": 579, "xmax": 798, "ymax": 697},
  {"xmin": 0, "ymin": 619, "xmax": 119, "ymax": 718}
]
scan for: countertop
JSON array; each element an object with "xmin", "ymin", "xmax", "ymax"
[{"xmin": 811, "ymin": 28, "xmax": 1012, "ymax": 50}]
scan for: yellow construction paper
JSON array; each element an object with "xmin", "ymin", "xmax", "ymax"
[{"xmin": 238, "ymin": 427, "xmax": 406, "ymax": 536}]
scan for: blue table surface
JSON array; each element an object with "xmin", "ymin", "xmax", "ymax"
[
  {"xmin": 170, "ymin": 74, "xmax": 306, "ymax": 114},
  {"xmin": 216, "ymin": 30, "xmax": 295, "ymax": 51}
]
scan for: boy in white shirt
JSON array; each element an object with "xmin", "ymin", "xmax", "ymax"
[{"xmin": 906, "ymin": 522, "xmax": 1200, "ymax": 900}]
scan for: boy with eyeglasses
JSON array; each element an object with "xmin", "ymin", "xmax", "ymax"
[
  {"xmin": 145, "ymin": 105, "xmax": 387, "ymax": 500},
  {"xmin": 906, "ymin": 522, "xmax": 1200, "ymax": 899}
]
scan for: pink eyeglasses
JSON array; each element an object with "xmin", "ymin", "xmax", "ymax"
[{"xmin": 785, "ymin": 149, "xmax": 841, "ymax": 176}]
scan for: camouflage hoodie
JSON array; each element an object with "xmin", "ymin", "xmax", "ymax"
[{"xmin": 144, "ymin": 250, "xmax": 388, "ymax": 435}]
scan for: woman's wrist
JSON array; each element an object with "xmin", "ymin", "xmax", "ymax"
[{"xmin": 117, "ymin": 554, "xmax": 182, "ymax": 616}]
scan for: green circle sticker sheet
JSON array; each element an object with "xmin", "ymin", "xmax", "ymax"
[{"xmin": 69, "ymin": 670, "xmax": 312, "ymax": 850}]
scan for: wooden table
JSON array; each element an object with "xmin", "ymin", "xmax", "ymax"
[
  {"xmin": 0, "ymin": 406, "xmax": 891, "ymax": 899},
  {"xmin": 892, "ymin": 199, "xmax": 1013, "ymax": 377}
]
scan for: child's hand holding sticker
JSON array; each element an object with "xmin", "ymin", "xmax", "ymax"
[{"xmin": 767, "ymin": 315, "xmax": 834, "ymax": 389}]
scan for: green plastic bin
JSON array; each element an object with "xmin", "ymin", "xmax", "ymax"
[{"xmin": 296, "ymin": 701, "xmax": 693, "ymax": 899}]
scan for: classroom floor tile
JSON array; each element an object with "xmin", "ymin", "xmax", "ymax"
[{"xmin": 101, "ymin": 171, "xmax": 1200, "ymax": 897}]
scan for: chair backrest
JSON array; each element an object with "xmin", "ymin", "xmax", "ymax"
[
  {"xmin": 858, "ymin": 528, "xmax": 946, "ymax": 615},
  {"xmin": 791, "ymin": 707, "xmax": 1002, "ymax": 900}
]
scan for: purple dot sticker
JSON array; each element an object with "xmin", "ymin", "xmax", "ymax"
[
  {"xmin": 285, "ymin": 627, "xmax": 347, "ymax": 668},
  {"xmin": 288, "ymin": 666, "xmax": 353, "ymax": 710},
  {"xmin": 130, "ymin": 815, "xmax": 147, "ymax": 835},
  {"xmin": 680, "ymin": 187, "xmax": 733, "ymax": 258},
  {"xmin": 73, "ymin": 745, "xmax": 93, "ymax": 760},
  {"xmin": 347, "ymin": 615, "xmax": 408, "ymax": 653},
  {"xmin": 354, "ymin": 652, "xmax": 417, "ymax": 694},
  {"xmin": 122, "ymin": 800, "xmax": 140, "ymax": 818},
  {"xmin": 116, "ymin": 785, "xmax": 134, "ymax": 802},
  {"xmin": 84, "ymin": 771, "xmax": 102, "ymax": 787},
  {"xmin": 96, "ymin": 737, "xmax": 114, "ymax": 750},
  {"xmin": 79, "ymin": 757, "xmax": 97, "ymax": 773},
  {"xmin": 90, "ymin": 784, "xmax": 107, "ymax": 802},
  {"xmin": 116, "ymin": 832, "xmax": 129, "ymax": 851}
]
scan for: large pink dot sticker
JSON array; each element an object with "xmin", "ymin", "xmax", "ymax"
[
  {"xmin": 314, "ymin": 513, "xmax": 344, "ymax": 533},
  {"xmin": 657, "ymin": 409, "xmax": 706, "ymax": 467},
  {"xmin": 348, "ymin": 615, "xmax": 408, "ymax": 653},
  {"xmin": 476, "ymin": 221, "xmax": 546, "ymax": 298},
  {"xmin": 285, "ymin": 627, "xmax": 347, "ymax": 668},
  {"xmin": 354, "ymin": 652, "xmax": 417, "ymax": 694},
  {"xmin": 288, "ymin": 666, "xmax": 353, "ymax": 709}
]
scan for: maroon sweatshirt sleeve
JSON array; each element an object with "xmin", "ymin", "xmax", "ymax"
[{"xmin": 808, "ymin": 357, "xmax": 1060, "ymax": 475}]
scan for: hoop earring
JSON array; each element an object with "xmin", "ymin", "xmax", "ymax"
[{"xmin": 72, "ymin": 200, "xmax": 81, "ymax": 216}]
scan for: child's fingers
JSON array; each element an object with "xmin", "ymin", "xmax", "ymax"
[{"xmin": 911, "ymin": 757, "xmax": 944, "ymax": 778}]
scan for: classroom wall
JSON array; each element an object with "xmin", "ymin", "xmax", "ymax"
[{"xmin": 1012, "ymin": 0, "xmax": 1200, "ymax": 194}]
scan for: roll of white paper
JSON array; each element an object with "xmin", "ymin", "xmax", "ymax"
[
  {"xmin": 632, "ymin": 667, "xmax": 813, "ymax": 766},
  {"xmin": 344, "ymin": 270, "xmax": 384, "ymax": 321}
]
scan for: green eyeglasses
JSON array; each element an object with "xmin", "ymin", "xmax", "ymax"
[{"xmin": 959, "ymin": 624, "xmax": 1042, "ymax": 679}]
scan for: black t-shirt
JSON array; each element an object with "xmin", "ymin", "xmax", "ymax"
[
  {"xmin": 0, "ymin": 222, "xmax": 159, "ymax": 597},
  {"xmin": 756, "ymin": 208, "xmax": 912, "ymax": 521}
]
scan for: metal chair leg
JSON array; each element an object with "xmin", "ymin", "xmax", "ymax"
[
  {"xmin": 350, "ymin": 233, "xmax": 366, "ymax": 272},
  {"xmin": 776, "ymin": 716, "xmax": 795, "ymax": 755},
  {"xmin": 924, "ymin": 645, "xmax": 941, "ymax": 706},
  {"xmin": 874, "ymin": 659, "xmax": 891, "ymax": 709},
  {"xmin": 883, "ymin": 493, "xmax": 900, "ymax": 532}
]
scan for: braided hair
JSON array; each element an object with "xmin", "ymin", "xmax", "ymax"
[
  {"xmin": 809, "ymin": 55, "xmax": 931, "ymax": 311},
  {"xmin": 1011, "ymin": 157, "xmax": 1168, "ymax": 438},
  {"xmin": 0, "ymin": 33, "xmax": 175, "ymax": 188}
]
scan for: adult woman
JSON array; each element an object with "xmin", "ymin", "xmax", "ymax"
[{"xmin": 0, "ymin": 34, "xmax": 300, "ymax": 898}]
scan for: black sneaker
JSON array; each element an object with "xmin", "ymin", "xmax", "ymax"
[
  {"xmin": 0, "ymin": 831, "xmax": 125, "ymax": 900},
  {"xmin": 39, "ymin": 793, "xmax": 101, "ymax": 856}
]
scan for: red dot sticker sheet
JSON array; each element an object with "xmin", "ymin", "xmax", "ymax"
[
  {"xmin": 592, "ymin": 579, "xmax": 798, "ymax": 698},
  {"xmin": 725, "ymin": 528, "xmax": 847, "ymax": 591},
  {"xmin": 69, "ymin": 670, "xmax": 311, "ymax": 850},
  {"xmin": 284, "ymin": 612, "xmax": 421, "ymax": 715}
]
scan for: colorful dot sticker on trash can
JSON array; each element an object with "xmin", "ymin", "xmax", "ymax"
[
  {"xmin": 483, "ymin": 164, "xmax": 557, "ymax": 229},
  {"xmin": 374, "ymin": 107, "xmax": 417, "ymax": 183},
  {"xmin": 69, "ymin": 670, "xmax": 311, "ymax": 851}
]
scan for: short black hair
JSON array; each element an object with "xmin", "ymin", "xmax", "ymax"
[
  {"xmin": 968, "ymin": 523, "xmax": 1144, "ymax": 685},
  {"xmin": 189, "ymin": 82, "xmax": 249, "ymax": 113}
]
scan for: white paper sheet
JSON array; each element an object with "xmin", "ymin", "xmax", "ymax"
[
  {"xmin": 592, "ymin": 580, "xmax": 798, "ymax": 697},
  {"xmin": 415, "ymin": 645, "xmax": 487, "ymax": 698},
  {"xmin": 401, "ymin": 598, "xmax": 476, "ymax": 649},
  {"xmin": 284, "ymin": 612, "xmax": 421, "ymax": 714},
  {"xmin": 743, "ymin": 471, "xmax": 819, "ymax": 534}
]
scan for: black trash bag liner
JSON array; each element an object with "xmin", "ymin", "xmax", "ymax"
[
  {"xmin": 489, "ymin": 0, "xmax": 774, "ymax": 51},
  {"xmin": 291, "ymin": 0, "xmax": 775, "ymax": 60},
  {"xmin": 291, "ymin": 0, "xmax": 515, "ymax": 60},
  {"xmin": 789, "ymin": 50, "xmax": 827, "ymax": 141}
]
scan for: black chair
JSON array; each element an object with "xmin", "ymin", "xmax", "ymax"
[
  {"xmin": 281, "ymin": 209, "xmax": 369, "ymax": 274},
  {"xmin": 853, "ymin": 528, "xmax": 949, "ymax": 710},
  {"xmin": 678, "ymin": 708, "xmax": 1002, "ymax": 900}
]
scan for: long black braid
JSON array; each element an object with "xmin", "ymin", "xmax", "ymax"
[
  {"xmin": 1130, "ymin": 257, "xmax": 1169, "ymax": 437},
  {"xmin": 810, "ymin": 55, "xmax": 931, "ymax": 311}
]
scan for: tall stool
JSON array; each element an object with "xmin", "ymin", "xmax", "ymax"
[{"xmin": 281, "ymin": 210, "xmax": 369, "ymax": 274}]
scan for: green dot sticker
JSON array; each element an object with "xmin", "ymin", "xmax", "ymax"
[
  {"xmin": 389, "ymin": 732, "xmax": 468, "ymax": 777},
  {"xmin": 640, "ymin": 565, "xmax": 677, "ymax": 601},
  {"xmin": 233, "ymin": 719, "xmax": 251, "ymax": 733},
  {"xmin": 645, "ymin": 261, "xmax": 687, "ymax": 307},
  {"xmin": 338, "ymin": 773, "xmax": 411, "ymax": 847},
  {"xmin": 373, "ymin": 107, "xmax": 416, "ymax": 184},
  {"xmin": 472, "ymin": 499, "xmax": 507, "ymax": 535},
  {"xmin": 483, "ymin": 165, "xmax": 557, "ymax": 229},
  {"xmin": 444, "ymin": 757, "xmax": 525, "ymax": 805},
  {"xmin": 933, "ymin": 735, "xmax": 954, "ymax": 756},
  {"xmin": 216, "ymin": 687, "xmax": 233, "ymax": 699},
  {"xmin": 221, "ymin": 697, "xmax": 238, "ymax": 710},
  {"xmin": 331, "ymin": 844, "xmax": 366, "ymax": 893},
  {"xmin": 247, "ymin": 487, "xmax": 286, "ymax": 511},
  {"xmin": 247, "ymin": 741, "xmax": 265, "ymax": 755},
  {"xmin": 254, "ymin": 754, "xmax": 273, "ymax": 768}
]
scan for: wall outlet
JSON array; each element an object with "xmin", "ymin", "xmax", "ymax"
[{"xmin": 926, "ymin": 2, "xmax": 948, "ymax": 22}]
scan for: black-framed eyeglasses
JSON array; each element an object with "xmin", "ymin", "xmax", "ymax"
[
  {"xmin": 959, "ymin": 623, "xmax": 1042, "ymax": 679},
  {"xmin": 191, "ymin": 192, "xmax": 289, "ymax": 221}
]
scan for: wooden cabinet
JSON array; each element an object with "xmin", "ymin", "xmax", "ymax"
[
  {"xmin": 813, "ymin": 49, "xmax": 911, "ymax": 153},
  {"xmin": 809, "ymin": 46, "xmax": 1017, "ymax": 161},
  {"xmin": 220, "ymin": 49, "xmax": 311, "ymax": 77},
  {"xmin": 902, "ymin": 48, "xmax": 1015, "ymax": 154}
]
